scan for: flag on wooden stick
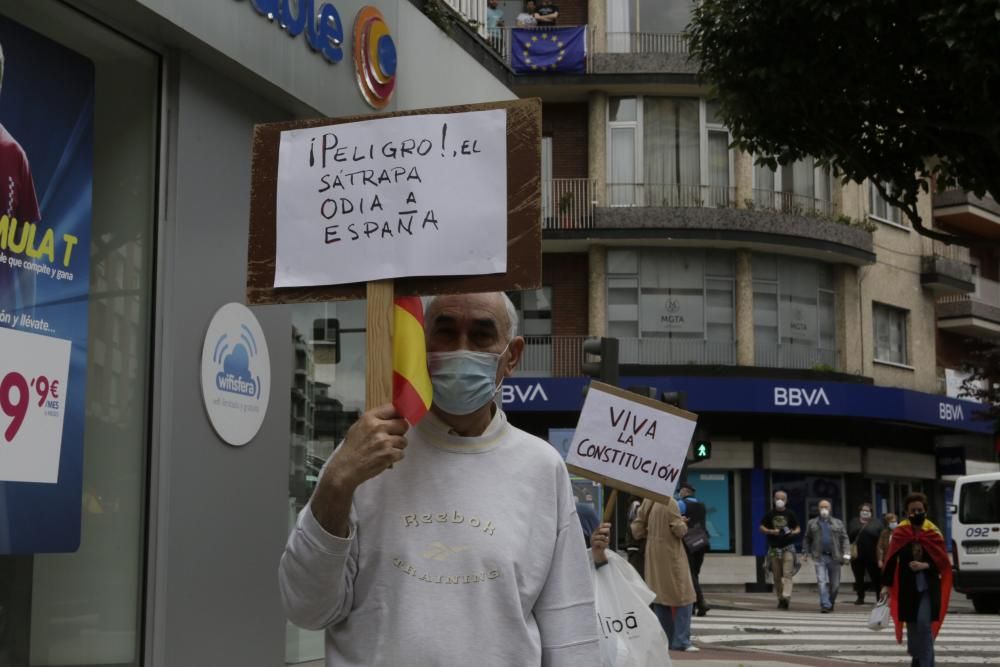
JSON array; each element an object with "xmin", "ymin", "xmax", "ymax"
[{"xmin": 392, "ymin": 296, "xmax": 433, "ymax": 423}]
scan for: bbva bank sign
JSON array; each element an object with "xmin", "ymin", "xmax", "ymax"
[{"xmin": 773, "ymin": 386, "xmax": 830, "ymax": 407}]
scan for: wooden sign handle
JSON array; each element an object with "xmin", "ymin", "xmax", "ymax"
[
  {"xmin": 365, "ymin": 279, "xmax": 395, "ymax": 409},
  {"xmin": 602, "ymin": 488, "xmax": 618, "ymax": 524}
]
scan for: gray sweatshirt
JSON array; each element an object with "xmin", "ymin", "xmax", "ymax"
[{"xmin": 279, "ymin": 409, "xmax": 601, "ymax": 666}]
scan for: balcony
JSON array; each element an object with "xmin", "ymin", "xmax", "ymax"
[
  {"xmin": 518, "ymin": 336, "xmax": 847, "ymax": 376},
  {"xmin": 937, "ymin": 276, "xmax": 1000, "ymax": 339},
  {"xmin": 920, "ymin": 240, "xmax": 975, "ymax": 296},
  {"xmin": 932, "ymin": 189, "xmax": 1000, "ymax": 239},
  {"xmin": 542, "ymin": 178, "xmax": 594, "ymax": 230},
  {"xmin": 540, "ymin": 181, "xmax": 874, "ymax": 265},
  {"xmin": 607, "ymin": 183, "xmax": 736, "ymax": 209},
  {"xmin": 590, "ymin": 31, "xmax": 694, "ymax": 75},
  {"xmin": 755, "ymin": 343, "xmax": 838, "ymax": 371}
]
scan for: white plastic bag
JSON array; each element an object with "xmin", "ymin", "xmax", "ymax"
[
  {"xmin": 867, "ymin": 596, "xmax": 891, "ymax": 631},
  {"xmin": 593, "ymin": 550, "xmax": 672, "ymax": 667}
]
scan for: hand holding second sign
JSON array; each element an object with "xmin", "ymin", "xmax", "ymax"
[{"xmin": 311, "ymin": 404, "xmax": 409, "ymax": 537}]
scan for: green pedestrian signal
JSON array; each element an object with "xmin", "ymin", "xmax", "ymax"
[{"xmin": 694, "ymin": 440, "xmax": 711, "ymax": 460}]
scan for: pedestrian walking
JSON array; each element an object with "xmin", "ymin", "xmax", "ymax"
[
  {"xmin": 677, "ymin": 482, "xmax": 710, "ymax": 617},
  {"xmin": 848, "ymin": 502, "xmax": 884, "ymax": 604},
  {"xmin": 630, "ymin": 497, "xmax": 699, "ymax": 652},
  {"xmin": 801, "ymin": 499, "xmax": 850, "ymax": 613},
  {"xmin": 759, "ymin": 490, "xmax": 801, "ymax": 609},
  {"xmin": 877, "ymin": 512, "xmax": 898, "ymax": 570},
  {"xmin": 881, "ymin": 492, "xmax": 952, "ymax": 667}
]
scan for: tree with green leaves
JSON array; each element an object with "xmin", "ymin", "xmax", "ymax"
[{"xmin": 688, "ymin": 0, "xmax": 1000, "ymax": 246}]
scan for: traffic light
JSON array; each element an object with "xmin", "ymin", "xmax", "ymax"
[
  {"xmin": 693, "ymin": 432, "xmax": 712, "ymax": 461},
  {"xmin": 582, "ymin": 337, "xmax": 619, "ymax": 386}
]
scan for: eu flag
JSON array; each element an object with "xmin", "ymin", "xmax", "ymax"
[{"xmin": 511, "ymin": 26, "xmax": 586, "ymax": 74}]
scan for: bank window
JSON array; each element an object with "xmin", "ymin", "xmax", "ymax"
[
  {"xmin": 752, "ymin": 254, "xmax": 837, "ymax": 370},
  {"xmin": 869, "ymin": 181, "xmax": 904, "ymax": 227},
  {"xmin": 509, "ymin": 287, "xmax": 552, "ymax": 337},
  {"xmin": 606, "ymin": 248, "xmax": 734, "ymax": 364},
  {"xmin": 873, "ymin": 303, "xmax": 908, "ymax": 365}
]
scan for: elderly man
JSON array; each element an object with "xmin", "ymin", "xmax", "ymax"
[
  {"xmin": 279, "ymin": 292, "xmax": 600, "ymax": 666},
  {"xmin": 801, "ymin": 499, "xmax": 850, "ymax": 613}
]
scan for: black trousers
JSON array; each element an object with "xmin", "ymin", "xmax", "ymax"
[
  {"xmin": 688, "ymin": 548, "xmax": 706, "ymax": 609},
  {"xmin": 851, "ymin": 555, "xmax": 881, "ymax": 596}
]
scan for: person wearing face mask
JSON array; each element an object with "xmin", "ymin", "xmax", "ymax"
[
  {"xmin": 847, "ymin": 502, "xmax": 884, "ymax": 605},
  {"xmin": 801, "ymin": 499, "xmax": 850, "ymax": 613},
  {"xmin": 881, "ymin": 493, "xmax": 952, "ymax": 667},
  {"xmin": 279, "ymin": 292, "xmax": 601, "ymax": 667},
  {"xmin": 877, "ymin": 512, "xmax": 898, "ymax": 570},
  {"xmin": 759, "ymin": 490, "xmax": 801, "ymax": 609}
]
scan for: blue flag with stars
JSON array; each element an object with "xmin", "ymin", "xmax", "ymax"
[{"xmin": 511, "ymin": 26, "xmax": 586, "ymax": 74}]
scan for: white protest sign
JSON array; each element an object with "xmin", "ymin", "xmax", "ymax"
[
  {"xmin": 274, "ymin": 109, "xmax": 508, "ymax": 288},
  {"xmin": 566, "ymin": 381, "xmax": 697, "ymax": 503}
]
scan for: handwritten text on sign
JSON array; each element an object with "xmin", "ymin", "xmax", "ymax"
[
  {"xmin": 566, "ymin": 382, "xmax": 697, "ymax": 500},
  {"xmin": 274, "ymin": 110, "xmax": 508, "ymax": 288},
  {"xmin": 0, "ymin": 326, "xmax": 72, "ymax": 483}
]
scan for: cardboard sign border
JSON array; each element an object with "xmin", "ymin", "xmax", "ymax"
[
  {"xmin": 568, "ymin": 380, "xmax": 699, "ymax": 504},
  {"xmin": 246, "ymin": 98, "xmax": 542, "ymax": 305}
]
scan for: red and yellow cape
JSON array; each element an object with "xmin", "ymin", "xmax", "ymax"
[{"xmin": 883, "ymin": 518, "xmax": 952, "ymax": 644}]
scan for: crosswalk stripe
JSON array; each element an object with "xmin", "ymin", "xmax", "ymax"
[
  {"xmin": 737, "ymin": 644, "xmax": 1000, "ymax": 654},
  {"xmin": 691, "ymin": 606, "xmax": 1000, "ymax": 664},
  {"xmin": 696, "ymin": 634, "xmax": 1000, "ymax": 644}
]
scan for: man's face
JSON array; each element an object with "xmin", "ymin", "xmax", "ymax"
[
  {"xmin": 679, "ymin": 487, "xmax": 691, "ymax": 499},
  {"xmin": 488, "ymin": 0, "xmax": 498, "ymax": 8},
  {"xmin": 818, "ymin": 501, "xmax": 831, "ymax": 514},
  {"xmin": 774, "ymin": 492, "xmax": 787, "ymax": 506},
  {"xmin": 425, "ymin": 293, "xmax": 524, "ymax": 384},
  {"xmin": 525, "ymin": 1, "xmax": 536, "ymax": 11}
]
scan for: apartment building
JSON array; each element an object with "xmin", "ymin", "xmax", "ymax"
[{"xmin": 438, "ymin": 0, "xmax": 998, "ymax": 585}]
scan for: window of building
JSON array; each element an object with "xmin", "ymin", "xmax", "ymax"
[
  {"xmin": 873, "ymin": 303, "xmax": 908, "ymax": 366},
  {"xmin": 0, "ymin": 6, "xmax": 160, "ymax": 665},
  {"xmin": 752, "ymin": 254, "xmax": 837, "ymax": 369},
  {"xmin": 752, "ymin": 157, "xmax": 832, "ymax": 214},
  {"xmin": 868, "ymin": 181, "xmax": 905, "ymax": 227},
  {"xmin": 509, "ymin": 287, "xmax": 552, "ymax": 337},
  {"xmin": 607, "ymin": 96, "xmax": 731, "ymax": 208},
  {"xmin": 606, "ymin": 0, "xmax": 694, "ymax": 37},
  {"xmin": 606, "ymin": 248, "xmax": 735, "ymax": 364}
]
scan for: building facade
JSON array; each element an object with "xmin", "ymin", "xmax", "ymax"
[{"xmin": 436, "ymin": 0, "xmax": 999, "ymax": 589}]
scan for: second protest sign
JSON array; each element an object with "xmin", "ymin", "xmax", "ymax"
[{"xmin": 566, "ymin": 381, "xmax": 697, "ymax": 506}]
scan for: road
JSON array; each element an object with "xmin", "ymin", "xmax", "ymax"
[{"xmin": 691, "ymin": 605, "xmax": 1000, "ymax": 665}]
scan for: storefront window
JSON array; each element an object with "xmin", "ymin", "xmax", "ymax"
[
  {"xmin": 771, "ymin": 472, "xmax": 845, "ymax": 533},
  {"xmin": 286, "ymin": 300, "xmax": 367, "ymax": 663},
  {"xmin": 685, "ymin": 471, "xmax": 733, "ymax": 553},
  {"xmin": 607, "ymin": 248, "xmax": 735, "ymax": 365},
  {"xmin": 752, "ymin": 254, "xmax": 837, "ymax": 370},
  {"xmin": 0, "ymin": 3, "xmax": 159, "ymax": 665}
]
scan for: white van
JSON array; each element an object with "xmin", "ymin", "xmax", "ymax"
[{"xmin": 951, "ymin": 472, "xmax": 1000, "ymax": 613}]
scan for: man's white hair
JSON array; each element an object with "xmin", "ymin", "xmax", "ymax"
[{"xmin": 423, "ymin": 292, "xmax": 519, "ymax": 341}]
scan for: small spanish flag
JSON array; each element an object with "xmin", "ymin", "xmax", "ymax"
[{"xmin": 392, "ymin": 296, "xmax": 433, "ymax": 424}]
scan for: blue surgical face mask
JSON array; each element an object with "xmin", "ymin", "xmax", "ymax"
[{"xmin": 428, "ymin": 346, "xmax": 507, "ymax": 416}]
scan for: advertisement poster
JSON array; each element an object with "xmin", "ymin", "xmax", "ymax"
[{"xmin": 0, "ymin": 15, "xmax": 93, "ymax": 553}]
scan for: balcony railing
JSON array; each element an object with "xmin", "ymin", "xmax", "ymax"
[
  {"xmin": 542, "ymin": 178, "xmax": 593, "ymax": 230},
  {"xmin": 755, "ymin": 343, "xmax": 839, "ymax": 371},
  {"xmin": 619, "ymin": 338, "xmax": 736, "ymax": 366},
  {"xmin": 518, "ymin": 336, "xmax": 849, "ymax": 375},
  {"xmin": 752, "ymin": 189, "xmax": 833, "ymax": 216},
  {"xmin": 606, "ymin": 183, "xmax": 736, "ymax": 208},
  {"xmin": 518, "ymin": 335, "xmax": 588, "ymax": 377},
  {"xmin": 930, "ymin": 239, "xmax": 971, "ymax": 263},
  {"xmin": 602, "ymin": 31, "xmax": 688, "ymax": 54},
  {"xmin": 938, "ymin": 276, "xmax": 1000, "ymax": 307}
]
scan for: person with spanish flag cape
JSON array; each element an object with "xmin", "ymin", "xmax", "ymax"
[{"xmin": 880, "ymin": 492, "xmax": 952, "ymax": 667}]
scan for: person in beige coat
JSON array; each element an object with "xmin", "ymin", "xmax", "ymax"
[{"xmin": 630, "ymin": 497, "xmax": 699, "ymax": 652}]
